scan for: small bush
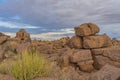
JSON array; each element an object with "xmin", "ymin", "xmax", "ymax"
[{"xmin": 0, "ymin": 51, "xmax": 52, "ymax": 80}]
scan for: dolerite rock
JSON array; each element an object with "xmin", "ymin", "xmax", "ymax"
[
  {"xmin": 67, "ymin": 36, "xmax": 83, "ymax": 49},
  {"xmin": 59, "ymin": 49, "xmax": 73, "ymax": 68},
  {"xmin": 0, "ymin": 33, "xmax": 9, "ymax": 45},
  {"xmin": 70, "ymin": 50, "xmax": 94, "ymax": 72},
  {"xmin": 0, "ymin": 36, "xmax": 8, "ymax": 45},
  {"xmin": 74, "ymin": 23, "xmax": 100, "ymax": 36},
  {"xmin": 15, "ymin": 29, "xmax": 31, "ymax": 42},
  {"xmin": 83, "ymin": 34, "xmax": 112, "ymax": 49},
  {"xmin": 59, "ymin": 49, "xmax": 94, "ymax": 72},
  {"xmin": 89, "ymin": 64, "xmax": 120, "ymax": 80},
  {"xmin": 92, "ymin": 47, "xmax": 120, "ymax": 69}
]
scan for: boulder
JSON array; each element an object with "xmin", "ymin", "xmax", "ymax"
[
  {"xmin": 74, "ymin": 23, "xmax": 100, "ymax": 36},
  {"xmin": 78, "ymin": 60, "xmax": 94, "ymax": 72},
  {"xmin": 92, "ymin": 48, "xmax": 120, "ymax": 69},
  {"xmin": 0, "ymin": 36, "xmax": 9, "ymax": 45},
  {"xmin": 67, "ymin": 36, "xmax": 83, "ymax": 49},
  {"xmin": 70, "ymin": 50, "xmax": 92, "ymax": 63},
  {"xmin": 89, "ymin": 64, "xmax": 120, "ymax": 80},
  {"xmin": 15, "ymin": 29, "xmax": 31, "ymax": 42},
  {"xmin": 59, "ymin": 49, "xmax": 94, "ymax": 72},
  {"xmin": 59, "ymin": 49, "xmax": 73, "ymax": 68},
  {"xmin": 70, "ymin": 50, "xmax": 94, "ymax": 72},
  {"xmin": 83, "ymin": 34, "xmax": 112, "ymax": 49}
]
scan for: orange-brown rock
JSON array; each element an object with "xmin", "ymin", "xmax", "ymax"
[
  {"xmin": 15, "ymin": 29, "xmax": 31, "ymax": 42},
  {"xmin": 78, "ymin": 60, "xmax": 94, "ymax": 72},
  {"xmin": 0, "ymin": 33, "xmax": 9, "ymax": 45},
  {"xmin": 83, "ymin": 34, "xmax": 112, "ymax": 49},
  {"xmin": 67, "ymin": 36, "xmax": 83, "ymax": 49},
  {"xmin": 70, "ymin": 50, "xmax": 92, "ymax": 63},
  {"xmin": 92, "ymin": 48, "xmax": 120, "ymax": 69},
  {"xmin": 70, "ymin": 50, "xmax": 94, "ymax": 72},
  {"xmin": 89, "ymin": 64, "xmax": 120, "ymax": 80},
  {"xmin": 59, "ymin": 49, "xmax": 94, "ymax": 72},
  {"xmin": 74, "ymin": 23, "xmax": 100, "ymax": 36},
  {"xmin": 59, "ymin": 49, "xmax": 73, "ymax": 68}
]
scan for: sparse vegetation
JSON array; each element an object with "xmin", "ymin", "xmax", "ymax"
[{"xmin": 0, "ymin": 51, "xmax": 52, "ymax": 80}]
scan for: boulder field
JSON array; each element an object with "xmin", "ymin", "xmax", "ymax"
[{"xmin": 0, "ymin": 23, "xmax": 120, "ymax": 80}]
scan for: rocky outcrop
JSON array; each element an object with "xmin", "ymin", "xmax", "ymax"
[
  {"xmin": 83, "ymin": 34, "xmax": 112, "ymax": 49},
  {"xmin": 67, "ymin": 36, "xmax": 83, "ymax": 49},
  {"xmin": 59, "ymin": 49, "xmax": 94, "ymax": 72},
  {"xmin": 15, "ymin": 29, "xmax": 31, "ymax": 42},
  {"xmin": 74, "ymin": 23, "xmax": 100, "ymax": 36},
  {"xmin": 92, "ymin": 48, "xmax": 120, "ymax": 69},
  {"xmin": 0, "ymin": 33, "xmax": 9, "ymax": 45},
  {"xmin": 90, "ymin": 64, "xmax": 120, "ymax": 80}
]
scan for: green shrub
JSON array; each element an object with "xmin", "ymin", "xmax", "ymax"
[{"xmin": 0, "ymin": 51, "xmax": 52, "ymax": 80}]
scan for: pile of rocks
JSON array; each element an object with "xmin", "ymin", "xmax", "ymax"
[
  {"xmin": 15, "ymin": 29, "xmax": 31, "ymax": 42},
  {"xmin": 59, "ymin": 23, "xmax": 120, "ymax": 73}
]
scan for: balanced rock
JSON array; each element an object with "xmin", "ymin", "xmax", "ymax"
[
  {"xmin": 89, "ymin": 64, "xmax": 120, "ymax": 80},
  {"xmin": 15, "ymin": 29, "xmax": 31, "ymax": 42},
  {"xmin": 67, "ymin": 36, "xmax": 82, "ymax": 49},
  {"xmin": 83, "ymin": 34, "xmax": 112, "ymax": 49},
  {"xmin": 74, "ymin": 23, "xmax": 100, "ymax": 36},
  {"xmin": 92, "ymin": 47, "xmax": 120, "ymax": 69}
]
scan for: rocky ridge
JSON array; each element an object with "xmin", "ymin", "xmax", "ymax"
[{"xmin": 0, "ymin": 23, "xmax": 120, "ymax": 80}]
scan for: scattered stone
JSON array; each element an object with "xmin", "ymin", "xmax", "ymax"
[
  {"xmin": 74, "ymin": 23, "xmax": 99, "ymax": 36},
  {"xmin": 89, "ymin": 64, "xmax": 120, "ymax": 80},
  {"xmin": 83, "ymin": 34, "xmax": 112, "ymax": 49}
]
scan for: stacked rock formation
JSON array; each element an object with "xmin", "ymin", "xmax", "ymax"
[
  {"xmin": 60, "ymin": 23, "xmax": 114, "ymax": 72},
  {"xmin": 15, "ymin": 29, "xmax": 31, "ymax": 42}
]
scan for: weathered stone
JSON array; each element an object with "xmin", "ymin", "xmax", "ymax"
[
  {"xmin": 59, "ymin": 49, "xmax": 94, "ymax": 72},
  {"xmin": 89, "ymin": 64, "xmax": 120, "ymax": 80},
  {"xmin": 78, "ymin": 60, "xmax": 94, "ymax": 72},
  {"xmin": 83, "ymin": 34, "xmax": 112, "ymax": 49},
  {"xmin": 0, "ymin": 36, "xmax": 8, "ymax": 45},
  {"xmin": 59, "ymin": 49, "xmax": 73, "ymax": 68},
  {"xmin": 74, "ymin": 23, "xmax": 100, "ymax": 36},
  {"xmin": 92, "ymin": 48, "xmax": 120, "ymax": 69},
  {"xmin": 15, "ymin": 29, "xmax": 31, "ymax": 42},
  {"xmin": 67, "ymin": 36, "xmax": 83, "ymax": 49},
  {"xmin": 70, "ymin": 50, "xmax": 92, "ymax": 63}
]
